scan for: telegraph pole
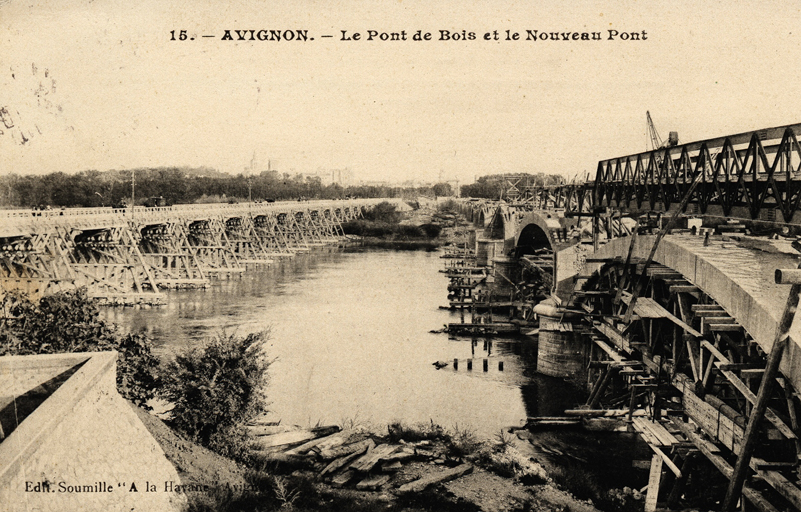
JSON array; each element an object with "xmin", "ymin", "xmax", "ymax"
[{"xmin": 131, "ymin": 170, "xmax": 135, "ymax": 221}]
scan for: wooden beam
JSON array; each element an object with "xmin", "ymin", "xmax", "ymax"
[
  {"xmin": 718, "ymin": 366, "xmax": 797, "ymax": 440},
  {"xmin": 751, "ymin": 457, "xmax": 801, "ymax": 511},
  {"xmin": 694, "ymin": 310, "xmax": 731, "ymax": 317},
  {"xmin": 677, "ymin": 421, "xmax": 781, "ymax": 512},
  {"xmin": 592, "ymin": 338, "xmax": 626, "ymax": 363},
  {"xmin": 594, "ymin": 321, "xmax": 632, "ymax": 353},
  {"xmin": 670, "ymin": 284, "xmax": 699, "ymax": 294},
  {"xmin": 692, "ymin": 304, "xmax": 725, "ymax": 311},
  {"xmin": 397, "ymin": 464, "xmax": 473, "ymax": 493},
  {"xmin": 667, "ymin": 451, "xmax": 698, "ymax": 508},
  {"xmin": 779, "ymin": 378, "xmax": 801, "ymax": 455},
  {"xmin": 644, "ymin": 453, "xmax": 663, "ymax": 512},
  {"xmin": 619, "ymin": 292, "xmax": 704, "ymax": 337},
  {"xmin": 686, "ymin": 339, "xmax": 700, "ymax": 382},
  {"xmin": 701, "ymin": 339, "xmax": 729, "ymax": 364},
  {"xmin": 708, "ymin": 323, "xmax": 743, "ymax": 332},
  {"xmin": 649, "ymin": 444, "xmax": 682, "ymax": 477},
  {"xmin": 589, "ymin": 367, "xmax": 618, "ymax": 409},
  {"xmin": 723, "ymin": 270, "xmax": 801, "ymax": 511}
]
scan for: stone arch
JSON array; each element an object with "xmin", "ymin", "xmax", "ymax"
[
  {"xmin": 515, "ymin": 223, "xmax": 551, "ymax": 258},
  {"xmin": 486, "ymin": 209, "xmax": 506, "ymax": 239},
  {"xmin": 514, "ymin": 212, "xmax": 563, "ymax": 256}
]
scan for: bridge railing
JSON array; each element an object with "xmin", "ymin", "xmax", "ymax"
[{"xmin": 0, "ymin": 198, "xmax": 399, "ymax": 234}]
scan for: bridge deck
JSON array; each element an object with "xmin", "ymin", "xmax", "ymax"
[{"xmin": 0, "ymin": 198, "xmax": 399, "ymax": 235}]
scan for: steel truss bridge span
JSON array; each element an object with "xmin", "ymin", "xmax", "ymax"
[
  {"xmin": 0, "ymin": 198, "xmax": 400, "ymax": 305},
  {"xmin": 526, "ymin": 122, "xmax": 801, "ymax": 228}
]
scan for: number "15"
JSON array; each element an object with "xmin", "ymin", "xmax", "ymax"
[{"xmin": 170, "ymin": 30, "xmax": 188, "ymax": 41}]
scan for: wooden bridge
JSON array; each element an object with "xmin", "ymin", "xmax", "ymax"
[
  {"xmin": 0, "ymin": 198, "xmax": 396, "ymax": 305},
  {"xmin": 452, "ymin": 123, "xmax": 801, "ymax": 511}
]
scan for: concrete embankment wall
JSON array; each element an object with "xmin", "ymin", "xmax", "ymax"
[{"xmin": 0, "ymin": 352, "xmax": 185, "ymax": 512}]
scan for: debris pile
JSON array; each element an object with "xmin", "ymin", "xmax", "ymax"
[{"xmin": 247, "ymin": 423, "xmax": 477, "ymax": 495}]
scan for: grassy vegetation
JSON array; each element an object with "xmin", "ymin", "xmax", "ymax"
[{"xmin": 387, "ymin": 420, "xmax": 444, "ymax": 443}]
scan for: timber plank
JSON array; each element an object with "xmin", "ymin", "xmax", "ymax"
[
  {"xmin": 644, "ymin": 454, "xmax": 663, "ymax": 512},
  {"xmin": 396, "ymin": 464, "xmax": 473, "ymax": 493},
  {"xmin": 619, "ymin": 294, "xmax": 702, "ymax": 336},
  {"xmin": 719, "ymin": 368, "xmax": 798, "ymax": 440},
  {"xmin": 319, "ymin": 438, "xmax": 375, "ymax": 460},
  {"xmin": 331, "ymin": 470, "xmax": 356, "ymax": 488},
  {"xmin": 592, "ymin": 338, "xmax": 626, "ymax": 363},
  {"xmin": 285, "ymin": 431, "xmax": 345, "ymax": 455},
  {"xmin": 252, "ymin": 430, "xmax": 316, "ymax": 450},
  {"xmin": 751, "ymin": 457, "xmax": 801, "ymax": 511},
  {"xmin": 320, "ymin": 439, "xmax": 375, "ymax": 476},
  {"xmin": 677, "ymin": 422, "xmax": 780, "ymax": 512},
  {"xmin": 692, "ymin": 304, "xmax": 725, "ymax": 312},
  {"xmin": 350, "ymin": 444, "xmax": 400, "ymax": 472},
  {"xmin": 594, "ymin": 321, "xmax": 632, "ymax": 353},
  {"xmin": 634, "ymin": 418, "xmax": 679, "ymax": 447},
  {"xmin": 708, "ymin": 323, "xmax": 742, "ymax": 332},
  {"xmin": 670, "ymin": 285, "xmax": 699, "ymax": 293}
]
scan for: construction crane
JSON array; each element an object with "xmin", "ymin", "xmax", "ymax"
[
  {"xmin": 646, "ymin": 111, "xmax": 680, "ymax": 170},
  {"xmin": 646, "ymin": 111, "xmax": 679, "ymax": 151}
]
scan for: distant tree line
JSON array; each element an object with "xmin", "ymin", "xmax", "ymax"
[
  {"xmin": 0, "ymin": 167, "xmax": 565, "ymax": 208},
  {"xmin": 0, "ymin": 166, "xmax": 461, "ymax": 208},
  {"xmin": 460, "ymin": 173, "xmax": 564, "ymax": 199}
]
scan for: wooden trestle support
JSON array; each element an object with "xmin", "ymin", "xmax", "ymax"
[
  {"xmin": 575, "ymin": 256, "xmax": 801, "ymax": 511},
  {"xmin": 0, "ymin": 202, "xmax": 366, "ymax": 305}
]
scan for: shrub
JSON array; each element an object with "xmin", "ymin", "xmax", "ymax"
[
  {"xmin": 362, "ymin": 202, "xmax": 401, "ymax": 224},
  {"xmin": 0, "ymin": 288, "xmax": 160, "ymax": 406},
  {"xmin": 437, "ymin": 199, "xmax": 459, "ymax": 213},
  {"xmin": 115, "ymin": 332, "xmax": 162, "ymax": 406},
  {"xmin": 396, "ymin": 225, "xmax": 424, "ymax": 238},
  {"xmin": 160, "ymin": 330, "xmax": 272, "ymax": 461},
  {"xmin": 446, "ymin": 424, "xmax": 483, "ymax": 458},
  {"xmin": 0, "ymin": 288, "xmax": 117, "ymax": 354},
  {"xmin": 387, "ymin": 420, "xmax": 444, "ymax": 443},
  {"xmin": 420, "ymin": 223, "xmax": 443, "ymax": 238}
]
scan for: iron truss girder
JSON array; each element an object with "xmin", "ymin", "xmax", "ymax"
[{"xmin": 528, "ymin": 123, "xmax": 801, "ymax": 225}]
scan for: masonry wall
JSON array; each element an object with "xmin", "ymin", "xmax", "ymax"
[{"xmin": 0, "ymin": 352, "xmax": 186, "ymax": 512}]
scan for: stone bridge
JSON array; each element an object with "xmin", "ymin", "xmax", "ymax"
[{"xmin": 0, "ymin": 198, "xmax": 400, "ymax": 305}]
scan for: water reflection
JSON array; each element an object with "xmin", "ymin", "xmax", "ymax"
[{"xmin": 104, "ymin": 248, "xmax": 581, "ymax": 436}]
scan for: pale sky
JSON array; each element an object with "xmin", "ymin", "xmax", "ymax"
[{"xmin": 2, "ymin": 0, "xmax": 800, "ymax": 184}]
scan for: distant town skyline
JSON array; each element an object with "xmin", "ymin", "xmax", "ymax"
[{"xmin": 2, "ymin": 0, "xmax": 800, "ymax": 185}]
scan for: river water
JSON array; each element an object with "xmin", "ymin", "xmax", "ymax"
[{"xmin": 103, "ymin": 247, "xmax": 583, "ymax": 437}]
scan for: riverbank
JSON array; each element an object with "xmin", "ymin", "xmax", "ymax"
[{"xmin": 135, "ymin": 402, "xmax": 609, "ymax": 512}]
